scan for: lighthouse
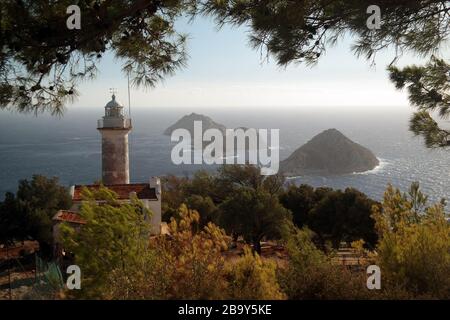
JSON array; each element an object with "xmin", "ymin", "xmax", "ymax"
[
  {"xmin": 52, "ymin": 91, "xmax": 164, "ymax": 254},
  {"xmin": 97, "ymin": 92, "xmax": 132, "ymax": 184}
]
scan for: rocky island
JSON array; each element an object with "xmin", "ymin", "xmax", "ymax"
[
  {"xmin": 164, "ymin": 113, "xmax": 226, "ymax": 136},
  {"xmin": 280, "ymin": 128, "xmax": 379, "ymax": 176}
]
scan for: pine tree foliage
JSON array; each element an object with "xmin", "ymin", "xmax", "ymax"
[
  {"xmin": 60, "ymin": 186, "xmax": 152, "ymax": 299},
  {"xmin": 389, "ymin": 57, "xmax": 450, "ymax": 148},
  {"xmin": 0, "ymin": 0, "xmax": 196, "ymax": 114},
  {"xmin": 372, "ymin": 183, "xmax": 450, "ymax": 297},
  {"xmin": 200, "ymin": 0, "xmax": 449, "ymax": 66}
]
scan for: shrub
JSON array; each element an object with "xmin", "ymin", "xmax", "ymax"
[
  {"xmin": 146, "ymin": 204, "xmax": 230, "ymax": 299},
  {"xmin": 60, "ymin": 187, "xmax": 152, "ymax": 299},
  {"xmin": 225, "ymin": 247, "xmax": 285, "ymax": 300},
  {"xmin": 372, "ymin": 184, "xmax": 450, "ymax": 298},
  {"xmin": 279, "ymin": 228, "xmax": 369, "ymax": 299}
]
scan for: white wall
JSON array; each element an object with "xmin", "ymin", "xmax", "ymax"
[{"xmin": 143, "ymin": 198, "xmax": 162, "ymax": 235}]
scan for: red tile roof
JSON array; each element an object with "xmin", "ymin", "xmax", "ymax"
[
  {"xmin": 72, "ymin": 183, "xmax": 158, "ymax": 201},
  {"xmin": 53, "ymin": 210, "xmax": 86, "ymax": 225}
]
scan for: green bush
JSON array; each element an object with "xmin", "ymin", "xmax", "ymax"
[
  {"xmin": 279, "ymin": 228, "xmax": 369, "ymax": 299},
  {"xmin": 225, "ymin": 247, "xmax": 285, "ymax": 300},
  {"xmin": 372, "ymin": 184, "xmax": 450, "ymax": 298}
]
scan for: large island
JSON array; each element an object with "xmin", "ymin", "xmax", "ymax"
[{"xmin": 280, "ymin": 128, "xmax": 379, "ymax": 176}]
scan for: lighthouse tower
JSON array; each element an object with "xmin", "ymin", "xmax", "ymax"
[{"xmin": 97, "ymin": 92, "xmax": 132, "ymax": 185}]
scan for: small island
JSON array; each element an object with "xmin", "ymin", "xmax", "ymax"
[
  {"xmin": 164, "ymin": 113, "xmax": 226, "ymax": 136},
  {"xmin": 280, "ymin": 128, "xmax": 379, "ymax": 176}
]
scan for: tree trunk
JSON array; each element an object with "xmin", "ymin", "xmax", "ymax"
[{"xmin": 6, "ymin": 244, "xmax": 12, "ymax": 300}]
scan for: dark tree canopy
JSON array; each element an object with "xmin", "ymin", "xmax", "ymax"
[
  {"xmin": 216, "ymin": 164, "xmax": 285, "ymax": 195},
  {"xmin": 280, "ymin": 184, "xmax": 379, "ymax": 248},
  {"xmin": 185, "ymin": 194, "xmax": 217, "ymax": 227},
  {"xmin": 0, "ymin": 192, "xmax": 26, "ymax": 245},
  {"xmin": 0, "ymin": 175, "xmax": 72, "ymax": 254},
  {"xmin": 0, "ymin": 0, "xmax": 196, "ymax": 114},
  {"xmin": 279, "ymin": 184, "xmax": 316, "ymax": 228},
  {"xmin": 308, "ymin": 188, "xmax": 379, "ymax": 248},
  {"xmin": 201, "ymin": 0, "xmax": 449, "ymax": 66},
  {"xmin": 219, "ymin": 186, "xmax": 291, "ymax": 254},
  {"xmin": 389, "ymin": 57, "xmax": 450, "ymax": 148}
]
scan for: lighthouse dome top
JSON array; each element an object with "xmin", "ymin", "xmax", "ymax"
[{"xmin": 105, "ymin": 94, "xmax": 123, "ymax": 109}]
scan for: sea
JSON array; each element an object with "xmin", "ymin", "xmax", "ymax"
[{"xmin": 1, "ymin": 106, "xmax": 449, "ymax": 204}]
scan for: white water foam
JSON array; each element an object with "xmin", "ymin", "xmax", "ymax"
[{"xmin": 354, "ymin": 158, "xmax": 389, "ymax": 175}]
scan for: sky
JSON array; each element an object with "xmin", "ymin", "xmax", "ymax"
[{"xmin": 71, "ymin": 15, "xmax": 444, "ymax": 111}]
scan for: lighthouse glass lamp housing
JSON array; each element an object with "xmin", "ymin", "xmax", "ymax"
[{"xmin": 97, "ymin": 94, "xmax": 132, "ymax": 129}]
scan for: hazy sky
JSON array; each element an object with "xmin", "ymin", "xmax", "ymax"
[{"xmin": 71, "ymin": 16, "xmax": 445, "ymax": 111}]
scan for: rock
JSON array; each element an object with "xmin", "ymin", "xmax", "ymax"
[{"xmin": 280, "ymin": 128, "xmax": 379, "ymax": 175}]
